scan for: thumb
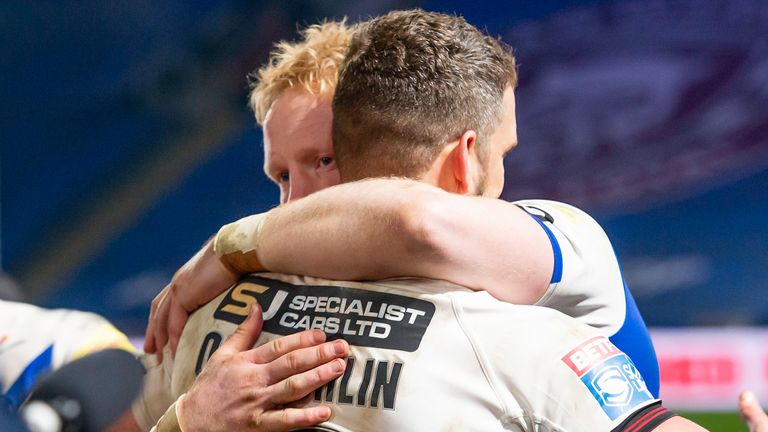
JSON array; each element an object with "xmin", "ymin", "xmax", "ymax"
[
  {"xmin": 740, "ymin": 391, "xmax": 768, "ymax": 432},
  {"xmin": 216, "ymin": 303, "xmax": 263, "ymax": 356}
]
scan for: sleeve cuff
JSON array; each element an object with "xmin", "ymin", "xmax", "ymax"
[{"xmin": 151, "ymin": 394, "xmax": 186, "ymax": 432}]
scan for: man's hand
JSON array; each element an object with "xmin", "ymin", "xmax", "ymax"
[
  {"xmin": 144, "ymin": 240, "xmax": 238, "ymax": 361},
  {"xmin": 177, "ymin": 304, "xmax": 349, "ymax": 432},
  {"xmin": 741, "ymin": 391, "xmax": 768, "ymax": 432}
]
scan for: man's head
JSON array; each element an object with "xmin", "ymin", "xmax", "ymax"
[
  {"xmin": 249, "ymin": 21, "xmax": 353, "ymax": 203},
  {"xmin": 332, "ymin": 9, "xmax": 519, "ymax": 197}
]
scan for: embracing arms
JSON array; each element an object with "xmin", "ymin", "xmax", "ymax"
[{"xmin": 146, "ymin": 178, "xmax": 553, "ymax": 355}]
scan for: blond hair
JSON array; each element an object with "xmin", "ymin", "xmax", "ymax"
[{"xmin": 249, "ymin": 20, "xmax": 354, "ymax": 125}]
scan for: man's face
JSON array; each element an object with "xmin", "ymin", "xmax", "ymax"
[
  {"xmin": 476, "ymin": 86, "xmax": 518, "ymax": 198},
  {"xmin": 262, "ymin": 88, "xmax": 340, "ymax": 203}
]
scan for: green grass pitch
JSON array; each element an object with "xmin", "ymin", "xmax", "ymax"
[{"xmin": 680, "ymin": 411, "xmax": 746, "ymax": 431}]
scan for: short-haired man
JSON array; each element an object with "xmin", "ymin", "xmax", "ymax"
[
  {"xmin": 148, "ymin": 12, "xmax": 659, "ymax": 400},
  {"xmin": 139, "ymin": 10, "xmax": 704, "ymax": 431}
]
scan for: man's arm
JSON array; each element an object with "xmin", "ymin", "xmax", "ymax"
[
  {"xmin": 144, "ymin": 239, "xmax": 237, "ymax": 358},
  {"xmin": 244, "ymin": 178, "xmax": 553, "ymax": 304},
  {"xmin": 147, "ymin": 178, "xmax": 552, "ymax": 356}
]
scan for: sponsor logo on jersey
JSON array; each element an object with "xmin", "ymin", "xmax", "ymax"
[
  {"xmin": 214, "ymin": 275, "xmax": 436, "ymax": 352},
  {"xmin": 562, "ymin": 336, "xmax": 653, "ymax": 420}
]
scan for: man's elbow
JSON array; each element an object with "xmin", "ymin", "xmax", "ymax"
[{"xmin": 395, "ymin": 193, "xmax": 456, "ymax": 265}]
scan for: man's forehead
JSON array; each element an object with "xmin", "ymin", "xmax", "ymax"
[
  {"xmin": 266, "ymin": 90, "xmax": 330, "ymax": 127},
  {"xmin": 264, "ymin": 93, "xmax": 332, "ymax": 146}
]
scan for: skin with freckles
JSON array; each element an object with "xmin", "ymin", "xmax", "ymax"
[{"xmin": 262, "ymin": 88, "xmax": 339, "ymax": 204}]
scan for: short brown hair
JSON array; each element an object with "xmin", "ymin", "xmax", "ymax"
[
  {"xmin": 332, "ymin": 9, "xmax": 517, "ymax": 181},
  {"xmin": 248, "ymin": 20, "xmax": 354, "ymax": 125}
]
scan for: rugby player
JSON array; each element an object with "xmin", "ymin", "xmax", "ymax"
[
  {"xmin": 147, "ymin": 11, "xmax": 659, "ymax": 397},
  {"xmin": 0, "ymin": 300, "xmax": 134, "ymax": 411},
  {"xmin": 0, "ymin": 301, "xmax": 346, "ymax": 432},
  {"xmin": 136, "ymin": 10, "xmax": 706, "ymax": 431}
]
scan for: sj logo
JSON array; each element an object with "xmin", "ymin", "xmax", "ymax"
[{"xmin": 214, "ymin": 278, "xmax": 289, "ymax": 324}]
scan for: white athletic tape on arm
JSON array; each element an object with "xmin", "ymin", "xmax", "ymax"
[{"xmin": 213, "ymin": 212, "xmax": 270, "ymax": 274}]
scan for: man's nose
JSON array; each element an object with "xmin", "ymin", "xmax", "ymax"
[{"xmin": 286, "ymin": 176, "xmax": 313, "ymax": 202}]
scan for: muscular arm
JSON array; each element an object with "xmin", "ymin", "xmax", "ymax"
[
  {"xmin": 148, "ymin": 178, "xmax": 553, "ymax": 355},
  {"xmin": 243, "ymin": 178, "xmax": 553, "ymax": 304}
]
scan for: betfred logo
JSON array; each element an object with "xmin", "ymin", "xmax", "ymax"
[
  {"xmin": 592, "ymin": 367, "xmax": 634, "ymax": 406},
  {"xmin": 563, "ymin": 336, "xmax": 654, "ymax": 420},
  {"xmin": 562, "ymin": 336, "xmax": 621, "ymax": 376}
]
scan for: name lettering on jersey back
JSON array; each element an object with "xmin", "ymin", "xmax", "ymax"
[
  {"xmin": 214, "ymin": 276, "xmax": 436, "ymax": 352},
  {"xmin": 314, "ymin": 357, "xmax": 403, "ymax": 410},
  {"xmin": 562, "ymin": 336, "xmax": 620, "ymax": 376}
]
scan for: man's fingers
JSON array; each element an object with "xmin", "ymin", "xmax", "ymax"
[
  {"xmin": 153, "ymin": 290, "xmax": 173, "ymax": 363},
  {"xmin": 263, "ymin": 339, "xmax": 349, "ymax": 384},
  {"xmin": 284, "ymin": 392, "xmax": 315, "ymax": 409},
  {"xmin": 269, "ymin": 357, "xmax": 347, "ymax": 405},
  {"xmin": 215, "ymin": 303, "xmax": 264, "ymax": 357},
  {"xmin": 143, "ymin": 288, "xmax": 169, "ymax": 353},
  {"xmin": 143, "ymin": 302, "xmax": 158, "ymax": 353},
  {"xmin": 257, "ymin": 405, "xmax": 333, "ymax": 432},
  {"xmin": 168, "ymin": 302, "xmax": 189, "ymax": 358},
  {"xmin": 740, "ymin": 391, "xmax": 768, "ymax": 432},
  {"xmin": 143, "ymin": 327, "xmax": 156, "ymax": 354},
  {"xmin": 248, "ymin": 329, "xmax": 328, "ymax": 365}
]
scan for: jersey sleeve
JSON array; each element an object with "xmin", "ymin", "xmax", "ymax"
[
  {"xmin": 455, "ymin": 294, "xmax": 659, "ymax": 431},
  {"xmin": 131, "ymin": 350, "xmax": 176, "ymax": 431},
  {"xmin": 0, "ymin": 300, "xmax": 134, "ymax": 411},
  {"xmin": 513, "ymin": 200, "xmax": 626, "ymax": 335},
  {"xmin": 553, "ymin": 331, "xmax": 659, "ymax": 429},
  {"xmin": 611, "ymin": 402, "xmax": 677, "ymax": 432},
  {"xmin": 150, "ymin": 398, "xmax": 183, "ymax": 432}
]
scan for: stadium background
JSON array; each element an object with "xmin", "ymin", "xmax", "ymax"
[{"xmin": 2, "ymin": 0, "xmax": 767, "ymax": 429}]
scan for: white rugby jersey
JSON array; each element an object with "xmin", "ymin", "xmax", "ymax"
[
  {"xmin": 0, "ymin": 300, "xmax": 134, "ymax": 411},
  {"xmin": 134, "ymin": 274, "xmax": 665, "ymax": 432},
  {"xmin": 514, "ymin": 200, "xmax": 659, "ymax": 397}
]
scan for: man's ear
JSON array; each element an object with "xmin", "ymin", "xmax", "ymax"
[{"xmin": 450, "ymin": 130, "xmax": 477, "ymax": 194}]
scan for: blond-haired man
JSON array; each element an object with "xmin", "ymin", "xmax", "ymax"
[
  {"xmin": 131, "ymin": 22, "xmax": 357, "ymax": 432},
  {"xmin": 135, "ymin": 10, "xmax": 706, "ymax": 431},
  {"xmin": 145, "ymin": 21, "xmax": 353, "ymax": 359},
  {"xmin": 250, "ymin": 21, "xmax": 350, "ymax": 204},
  {"xmin": 148, "ymin": 13, "xmax": 659, "ymax": 399}
]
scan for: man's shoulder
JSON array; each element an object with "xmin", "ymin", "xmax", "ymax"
[
  {"xmin": 452, "ymin": 293, "xmax": 598, "ymax": 342},
  {"xmin": 512, "ymin": 199, "xmax": 598, "ymax": 224}
]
